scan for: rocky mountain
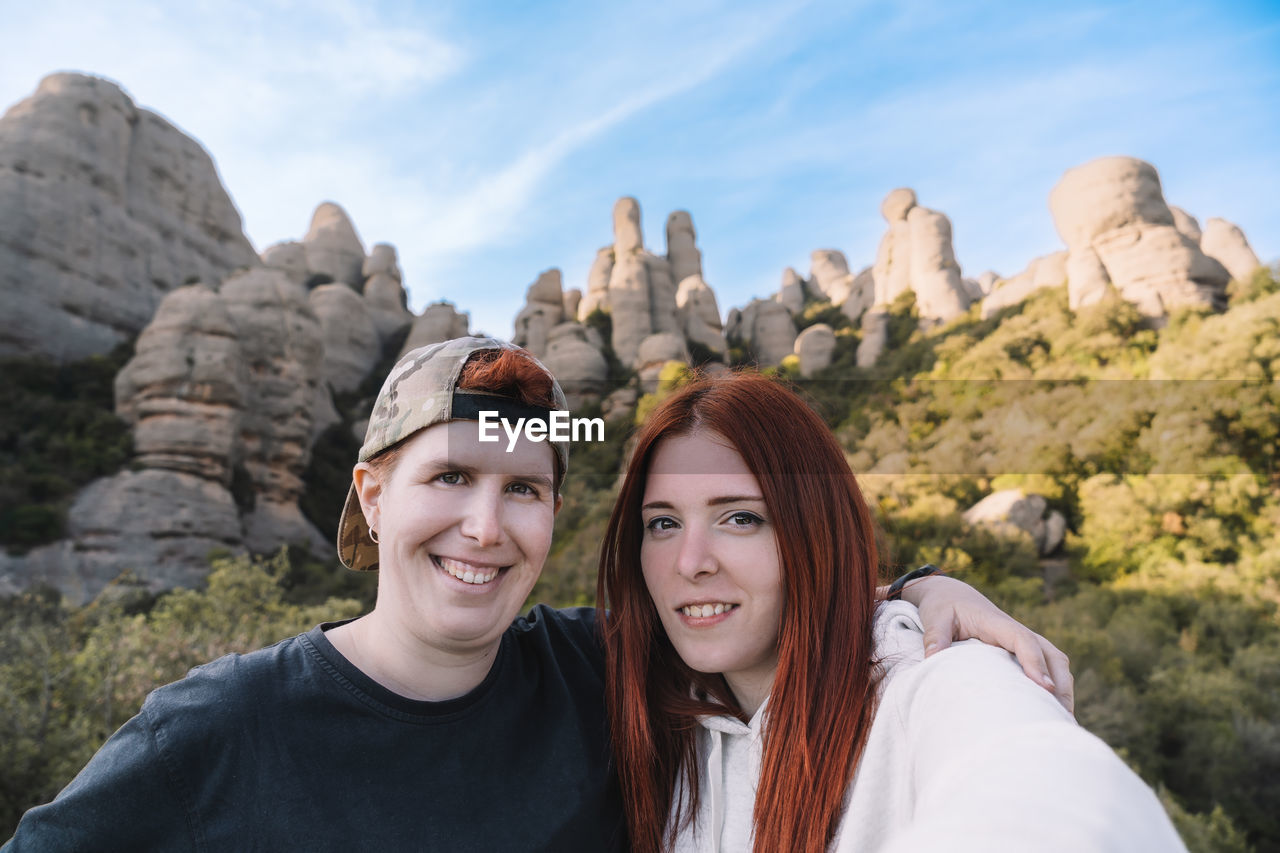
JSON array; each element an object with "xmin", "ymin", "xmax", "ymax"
[{"xmin": 0, "ymin": 72, "xmax": 1267, "ymax": 602}]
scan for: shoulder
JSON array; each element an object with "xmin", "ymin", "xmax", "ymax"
[
  {"xmin": 509, "ymin": 605, "xmax": 605, "ymax": 672},
  {"xmin": 140, "ymin": 630, "xmax": 315, "ymax": 729}
]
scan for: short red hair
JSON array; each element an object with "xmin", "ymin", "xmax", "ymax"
[{"xmin": 598, "ymin": 372, "xmax": 881, "ymax": 853}]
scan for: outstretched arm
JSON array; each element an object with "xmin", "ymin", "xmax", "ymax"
[{"xmin": 886, "ymin": 572, "xmax": 1074, "ymax": 713}]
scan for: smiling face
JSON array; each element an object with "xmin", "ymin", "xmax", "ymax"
[
  {"xmin": 639, "ymin": 430, "xmax": 784, "ymax": 716},
  {"xmin": 354, "ymin": 418, "xmax": 559, "ymax": 656}
]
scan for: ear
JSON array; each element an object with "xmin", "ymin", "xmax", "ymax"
[
  {"xmin": 352, "ymin": 462, "xmax": 384, "ymax": 529},
  {"xmin": 553, "ymin": 493, "xmax": 563, "ymax": 517}
]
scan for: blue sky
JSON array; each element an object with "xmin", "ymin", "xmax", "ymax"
[{"xmin": 3, "ymin": 0, "xmax": 1277, "ymax": 336}]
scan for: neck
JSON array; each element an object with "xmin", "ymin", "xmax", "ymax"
[
  {"xmin": 327, "ymin": 610, "xmax": 501, "ymax": 702},
  {"xmin": 724, "ymin": 667, "xmax": 776, "ymax": 719}
]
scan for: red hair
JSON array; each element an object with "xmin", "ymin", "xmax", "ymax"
[{"xmin": 598, "ymin": 372, "xmax": 880, "ymax": 853}]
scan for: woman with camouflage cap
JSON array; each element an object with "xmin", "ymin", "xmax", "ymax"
[{"xmin": 4, "ymin": 336, "xmax": 1070, "ymax": 851}]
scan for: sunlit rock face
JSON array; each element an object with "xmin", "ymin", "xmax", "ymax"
[
  {"xmin": 0, "ymin": 73, "xmax": 258, "ymax": 361},
  {"xmin": 1049, "ymin": 156, "xmax": 1229, "ymax": 317}
]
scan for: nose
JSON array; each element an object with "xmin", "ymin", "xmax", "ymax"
[
  {"xmin": 458, "ymin": 485, "xmax": 506, "ymax": 547},
  {"xmin": 674, "ymin": 527, "xmax": 718, "ymax": 581}
]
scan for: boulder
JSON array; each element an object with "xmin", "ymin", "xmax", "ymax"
[
  {"xmin": 777, "ymin": 267, "xmax": 806, "ymax": 315},
  {"xmin": 810, "ymin": 250, "xmax": 852, "ymax": 302},
  {"xmin": 578, "ymin": 248, "xmax": 614, "ymax": 319},
  {"xmin": 795, "ymin": 323, "xmax": 836, "ymax": 377},
  {"xmin": 737, "ymin": 299, "xmax": 796, "ymax": 367},
  {"xmin": 677, "ymin": 274, "xmax": 727, "ymax": 355},
  {"xmin": 1066, "ymin": 246, "xmax": 1111, "ymax": 309},
  {"xmin": 309, "ymin": 283, "xmax": 381, "ymax": 393},
  {"xmin": 841, "ymin": 266, "xmax": 876, "ymax": 325},
  {"xmin": 114, "ymin": 285, "xmax": 247, "ymax": 485},
  {"xmin": 881, "ymin": 187, "xmax": 918, "ymax": 222},
  {"xmin": 362, "ymin": 243, "xmax": 402, "ymax": 282},
  {"xmin": 261, "ymin": 241, "xmax": 309, "ymax": 287},
  {"xmin": 637, "ymin": 332, "xmax": 689, "ymax": 390},
  {"xmin": 907, "ymin": 206, "xmax": 972, "ymax": 324},
  {"xmin": 980, "ymin": 252, "xmax": 1067, "ymax": 319},
  {"xmin": 1169, "ymin": 206, "xmax": 1202, "ymax": 243},
  {"xmin": 975, "ymin": 271, "xmax": 1001, "ymax": 296},
  {"xmin": 400, "ymin": 301, "xmax": 470, "ymax": 357},
  {"xmin": 0, "ymin": 73, "xmax": 258, "ymax": 361},
  {"xmin": 873, "ymin": 219, "xmax": 914, "ymax": 304},
  {"xmin": 513, "ymin": 269, "xmax": 566, "ymax": 358},
  {"xmin": 665, "ymin": 210, "xmax": 702, "ymax": 285},
  {"xmin": 527, "ymin": 267, "xmax": 565, "ymax": 306},
  {"xmin": 12, "ymin": 469, "xmax": 244, "ymax": 604},
  {"xmin": 856, "ymin": 309, "xmax": 890, "ymax": 368},
  {"xmin": 613, "ymin": 197, "xmax": 644, "ymax": 253},
  {"xmin": 963, "ymin": 489, "xmax": 1064, "ymax": 556},
  {"xmin": 1049, "ymin": 157, "xmax": 1228, "ymax": 318},
  {"xmin": 541, "ymin": 332, "xmax": 609, "ymax": 404},
  {"xmin": 563, "ymin": 288, "xmax": 582, "ymax": 320},
  {"xmin": 303, "ymin": 202, "xmax": 365, "ymax": 287},
  {"xmin": 1201, "ymin": 217, "xmax": 1260, "ymax": 283},
  {"xmin": 363, "ymin": 272, "xmax": 413, "ymax": 341}
]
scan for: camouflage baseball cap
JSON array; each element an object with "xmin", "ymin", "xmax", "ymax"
[{"xmin": 337, "ymin": 336, "xmax": 569, "ymax": 572}]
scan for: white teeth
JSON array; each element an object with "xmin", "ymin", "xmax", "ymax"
[
  {"xmin": 437, "ymin": 557, "xmax": 499, "ymax": 585},
  {"xmin": 681, "ymin": 604, "xmax": 737, "ymax": 618}
]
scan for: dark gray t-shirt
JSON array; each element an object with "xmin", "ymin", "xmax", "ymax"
[{"xmin": 3, "ymin": 605, "xmax": 625, "ymax": 852}]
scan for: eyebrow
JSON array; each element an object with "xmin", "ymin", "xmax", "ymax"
[{"xmin": 642, "ymin": 495, "xmax": 765, "ymax": 511}]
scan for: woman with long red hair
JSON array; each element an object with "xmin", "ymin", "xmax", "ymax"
[{"xmin": 598, "ymin": 372, "xmax": 1183, "ymax": 853}]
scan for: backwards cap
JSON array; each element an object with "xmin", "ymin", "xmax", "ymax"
[{"xmin": 337, "ymin": 336, "xmax": 569, "ymax": 572}]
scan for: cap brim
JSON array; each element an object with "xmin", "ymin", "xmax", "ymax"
[{"xmin": 337, "ymin": 483, "xmax": 379, "ymax": 572}]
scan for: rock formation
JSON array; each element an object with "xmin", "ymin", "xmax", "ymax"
[
  {"xmin": 794, "ymin": 323, "xmax": 836, "ymax": 377},
  {"xmin": 303, "ymin": 202, "xmax": 366, "ymax": 287},
  {"xmin": 513, "ymin": 268, "xmax": 568, "ymax": 358},
  {"xmin": 0, "ymin": 73, "xmax": 258, "ymax": 361},
  {"xmin": 981, "ymin": 251, "xmax": 1068, "ymax": 318},
  {"xmin": 676, "ymin": 275, "xmax": 727, "ymax": 356},
  {"xmin": 726, "ymin": 298, "xmax": 797, "ymax": 366},
  {"xmin": 1049, "ymin": 157, "xmax": 1230, "ymax": 316},
  {"xmin": 310, "ymin": 283, "xmax": 381, "ymax": 393},
  {"xmin": 574, "ymin": 198, "xmax": 718, "ymax": 369},
  {"xmin": 869, "ymin": 188, "xmax": 973, "ymax": 326},
  {"xmin": 400, "ymin": 301, "xmax": 470, "ymax": 357},
  {"xmin": 1200, "ymin": 218, "xmax": 1260, "ymax": 284},
  {"xmin": 666, "ymin": 210, "xmax": 703, "ymax": 285},
  {"xmin": 963, "ymin": 490, "xmax": 1066, "ymax": 556},
  {"xmin": 777, "ymin": 267, "xmax": 806, "ymax": 315}
]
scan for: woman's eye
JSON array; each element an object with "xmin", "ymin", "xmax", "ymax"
[
  {"xmin": 645, "ymin": 516, "xmax": 677, "ymax": 533},
  {"xmin": 507, "ymin": 481, "xmax": 538, "ymax": 497},
  {"xmin": 728, "ymin": 511, "xmax": 763, "ymax": 528},
  {"xmin": 436, "ymin": 472, "xmax": 464, "ymax": 485}
]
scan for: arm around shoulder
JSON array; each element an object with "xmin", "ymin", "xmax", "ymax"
[
  {"xmin": 3, "ymin": 704, "xmax": 199, "ymax": 852},
  {"xmin": 881, "ymin": 641, "xmax": 1186, "ymax": 853}
]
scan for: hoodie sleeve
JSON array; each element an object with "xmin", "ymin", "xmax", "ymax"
[{"xmin": 875, "ymin": 634, "xmax": 1186, "ymax": 853}]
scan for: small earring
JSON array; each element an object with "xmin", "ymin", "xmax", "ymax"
[{"xmin": 369, "ymin": 527, "xmax": 380, "ymax": 544}]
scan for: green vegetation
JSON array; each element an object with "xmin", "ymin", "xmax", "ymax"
[
  {"xmin": 0, "ymin": 551, "xmax": 362, "ymax": 835},
  {"xmin": 0, "ymin": 342, "xmax": 135, "ymax": 552}
]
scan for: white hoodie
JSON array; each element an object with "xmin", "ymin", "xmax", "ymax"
[{"xmin": 669, "ymin": 601, "xmax": 1186, "ymax": 853}]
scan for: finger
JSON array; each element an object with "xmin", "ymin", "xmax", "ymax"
[
  {"xmin": 1009, "ymin": 628, "xmax": 1058, "ymax": 696},
  {"xmin": 1041, "ymin": 640, "xmax": 1075, "ymax": 715},
  {"xmin": 922, "ymin": 611, "xmax": 956, "ymax": 657}
]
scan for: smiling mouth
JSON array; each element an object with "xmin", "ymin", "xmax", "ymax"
[
  {"xmin": 432, "ymin": 555, "xmax": 504, "ymax": 585},
  {"xmin": 679, "ymin": 603, "xmax": 739, "ymax": 618}
]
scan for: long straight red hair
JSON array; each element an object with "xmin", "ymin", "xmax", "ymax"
[{"xmin": 598, "ymin": 372, "xmax": 881, "ymax": 853}]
